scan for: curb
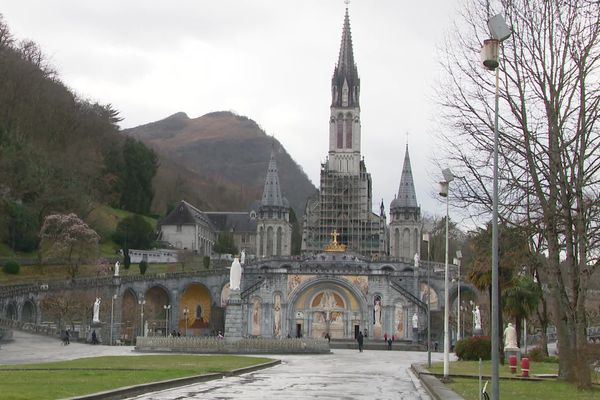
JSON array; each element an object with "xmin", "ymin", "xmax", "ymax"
[
  {"xmin": 63, "ymin": 359, "xmax": 281, "ymax": 400},
  {"xmin": 411, "ymin": 364, "xmax": 465, "ymax": 400}
]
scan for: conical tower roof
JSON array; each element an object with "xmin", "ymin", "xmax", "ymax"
[
  {"xmin": 261, "ymin": 147, "xmax": 285, "ymax": 207},
  {"xmin": 331, "ymin": 8, "xmax": 360, "ymax": 107},
  {"xmin": 391, "ymin": 145, "xmax": 418, "ymax": 209}
]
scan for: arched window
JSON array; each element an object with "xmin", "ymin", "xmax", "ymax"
[
  {"xmin": 337, "ymin": 114, "xmax": 343, "ymax": 148},
  {"xmin": 266, "ymin": 226, "xmax": 274, "ymax": 257},
  {"xmin": 276, "ymin": 227, "xmax": 283, "ymax": 256},
  {"xmin": 345, "ymin": 115, "xmax": 353, "ymax": 148}
]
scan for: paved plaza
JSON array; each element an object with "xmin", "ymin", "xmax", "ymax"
[{"xmin": 1, "ymin": 331, "xmax": 442, "ymax": 399}]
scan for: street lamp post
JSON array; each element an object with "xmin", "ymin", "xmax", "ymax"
[
  {"xmin": 110, "ymin": 294, "xmax": 117, "ymax": 345},
  {"xmin": 163, "ymin": 305, "xmax": 171, "ymax": 337},
  {"xmin": 481, "ymin": 14, "xmax": 512, "ymax": 400},
  {"xmin": 183, "ymin": 306, "xmax": 189, "ymax": 337},
  {"xmin": 454, "ymin": 250, "xmax": 463, "ymax": 341},
  {"xmin": 439, "ymin": 168, "xmax": 455, "ymax": 379},
  {"xmin": 423, "ymin": 232, "xmax": 432, "ymax": 368},
  {"xmin": 138, "ymin": 297, "xmax": 146, "ymax": 337}
]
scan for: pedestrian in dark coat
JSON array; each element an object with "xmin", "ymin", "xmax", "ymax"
[{"xmin": 357, "ymin": 331, "xmax": 364, "ymax": 352}]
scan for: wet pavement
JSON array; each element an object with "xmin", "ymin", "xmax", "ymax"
[
  {"xmin": 1, "ymin": 331, "xmax": 441, "ymax": 399},
  {"xmin": 131, "ymin": 348, "xmax": 439, "ymax": 400}
]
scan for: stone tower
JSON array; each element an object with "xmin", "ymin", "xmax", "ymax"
[
  {"xmin": 302, "ymin": 8, "xmax": 386, "ymax": 256},
  {"xmin": 256, "ymin": 146, "xmax": 292, "ymax": 257},
  {"xmin": 389, "ymin": 145, "xmax": 421, "ymax": 259}
]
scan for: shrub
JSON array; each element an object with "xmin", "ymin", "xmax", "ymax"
[
  {"xmin": 139, "ymin": 260, "xmax": 148, "ymax": 275},
  {"xmin": 3, "ymin": 260, "xmax": 20, "ymax": 274},
  {"xmin": 203, "ymin": 256, "xmax": 211, "ymax": 269},
  {"xmin": 455, "ymin": 336, "xmax": 491, "ymax": 361},
  {"xmin": 525, "ymin": 346, "xmax": 547, "ymax": 362}
]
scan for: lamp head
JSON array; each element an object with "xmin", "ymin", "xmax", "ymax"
[
  {"xmin": 442, "ymin": 168, "xmax": 455, "ymax": 183},
  {"xmin": 439, "ymin": 181, "xmax": 449, "ymax": 197},
  {"xmin": 488, "ymin": 14, "xmax": 512, "ymax": 42}
]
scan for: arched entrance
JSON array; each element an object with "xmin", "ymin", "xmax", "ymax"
[
  {"xmin": 144, "ymin": 286, "xmax": 170, "ymax": 337},
  {"xmin": 180, "ymin": 283, "xmax": 212, "ymax": 336},
  {"xmin": 6, "ymin": 302, "xmax": 17, "ymax": 320},
  {"xmin": 289, "ymin": 279, "xmax": 366, "ymax": 339},
  {"xmin": 121, "ymin": 289, "xmax": 139, "ymax": 343},
  {"xmin": 21, "ymin": 300, "xmax": 36, "ymax": 323}
]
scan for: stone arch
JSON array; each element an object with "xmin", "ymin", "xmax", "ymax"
[
  {"xmin": 120, "ymin": 288, "xmax": 140, "ymax": 341},
  {"xmin": 21, "ymin": 299, "xmax": 36, "ymax": 323},
  {"xmin": 180, "ymin": 282, "xmax": 212, "ymax": 335},
  {"xmin": 143, "ymin": 285, "xmax": 170, "ymax": 336},
  {"xmin": 381, "ymin": 265, "xmax": 395, "ymax": 272},
  {"xmin": 287, "ymin": 276, "xmax": 368, "ymax": 339},
  {"xmin": 6, "ymin": 301, "xmax": 17, "ymax": 320}
]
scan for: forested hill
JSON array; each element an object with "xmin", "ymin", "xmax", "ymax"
[
  {"xmin": 124, "ymin": 111, "xmax": 317, "ymax": 215},
  {"xmin": 0, "ymin": 16, "xmax": 158, "ymax": 253}
]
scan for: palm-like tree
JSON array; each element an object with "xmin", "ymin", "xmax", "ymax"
[{"xmin": 503, "ymin": 275, "xmax": 542, "ymax": 347}]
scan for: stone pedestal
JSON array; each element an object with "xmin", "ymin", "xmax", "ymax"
[
  {"xmin": 373, "ymin": 324, "xmax": 382, "ymax": 339},
  {"xmin": 88, "ymin": 322, "xmax": 103, "ymax": 344},
  {"xmin": 412, "ymin": 328, "xmax": 418, "ymax": 344},
  {"xmin": 225, "ymin": 290, "xmax": 243, "ymax": 342},
  {"xmin": 504, "ymin": 346, "xmax": 521, "ymax": 365},
  {"xmin": 473, "ymin": 328, "xmax": 483, "ymax": 336}
]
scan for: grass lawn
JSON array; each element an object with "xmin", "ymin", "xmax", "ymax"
[
  {"xmin": 0, "ymin": 355, "xmax": 272, "ymax": 400},
  {"xmin": 448, "ymin": 378, "xmax": 600, "ymax": 400},
  {"xmin": 426, "ymin": 360, "xmax": 600, "ymax": 400}
]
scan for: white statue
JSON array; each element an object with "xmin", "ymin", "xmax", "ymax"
[
  {"xmin": 114, "ymin": 261, "xmax": 120, "ymax": 277},
  {"xmin": 273, "ymin": 294, "xmax": 282, "ymax": 338},
  {"xmin": 504, "ymin": 322, "xmax": 518, "ymax": 349},
  {"xmin": 473, "ymin": 305, "xmax": 482, "ymax": 331},
  {"xmin": 412, "ymin": 312, "xmax": 419, "ymax": 329},
  {"xmin": 374, "ymin": 299, "xmax": 382, "ymax": 325},
  {"xmin": 229, "ymin": 257, "xmax": 242, "ymax": 290},
  {"xmin": 92, "ymin": 297, "xmax": 101, "ymax": 323},
  {"xmin": 414, "ymin": 253, "xmax": 420, "ymax": 267},
  {"xmin": 240, "ymin": 249, "xmax": 246, "ymax": 265}
]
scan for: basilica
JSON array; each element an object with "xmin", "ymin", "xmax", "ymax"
[{"xmin": 223, "ymin": 8, "xmax": 453, "ymax": 343}]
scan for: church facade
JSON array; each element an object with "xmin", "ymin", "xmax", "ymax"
[{"xmin": 225, "ymin": 8, "xmax": 456, "ymax": 343}]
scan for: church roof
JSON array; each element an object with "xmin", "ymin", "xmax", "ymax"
[
  {"xmin": 331, "ymin": 8, "xmax": 360, "ymax": 108},
  {"xmin": 205, "ymin": 212, "xmax": 257, "ymax": 233},
  {"xmin": 260, "ymin": 147, "xmax": 286, "ymax": 208},
  {"xmin": 159, "ymin": 200, "xmax": 216, "ymax": 230},
  {"xmin": 391, "ymin": 145, "xmax": 419, "ymax": 209}
]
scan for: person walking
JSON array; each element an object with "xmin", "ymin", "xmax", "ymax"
[
  {"xmin": 65, "ymin": 329, "xmax": 70, "ymax": 345},
  {"xmin": 387, "ymin": 337, "xmax": 392, "ymax": 350},
  {"xmin": 357, "ymin": 330, "xmax": 364, "ymax": 352}
]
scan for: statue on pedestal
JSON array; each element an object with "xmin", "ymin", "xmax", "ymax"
[
  {"xmin": 229, "ymin": 257, "xmax": 242, "ymax": 291},
  {"xmin": 504, "ymin": 322, "xmax": 518, "ymax": 349},
  {"xmin": 114, "ymin": 261, "xmax": 120, "ymax": 277},
  {"xmin": 92, "ymin": 297, "xmax": 101, "ymax": 324},
  {"xmin": 473, "ymin": 305, "xmax": 482, "ymax": 333},
  {"xmin": 412, "ymin": 313, "xmax": 419, "ymax": 329}
]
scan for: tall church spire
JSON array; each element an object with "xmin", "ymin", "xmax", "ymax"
[
  {"xmin": 331, "ymin": 8, "xmax": 360, "ymax": 108},
  {"xmin": 394, "ymin": 144, "xmax": 418, "ymax": 208},
  {"xmin": 261, "ymin": 147, "xmax": 284, "ymax": 207}
]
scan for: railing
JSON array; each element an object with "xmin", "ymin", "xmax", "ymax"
[
  {"xmin": 390, "ymin": 280, "xmax": 427, "ymax": 311},
  {"xmin": 136, "ymin": 336, "xmax": 330, "ymax": 354}
]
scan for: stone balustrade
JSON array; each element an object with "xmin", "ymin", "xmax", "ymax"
[{"xmin": 135, "ymin": 336, "xmax": 330, "ymax": 354}]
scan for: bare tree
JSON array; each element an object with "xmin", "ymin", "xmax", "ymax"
[
  {"xmin": 39, "ymin": 213, "xmax": 100, "ymax": 279},
  {"xmin": 437, "ymin": 0, "xmax": 600, "ymax": 388}
]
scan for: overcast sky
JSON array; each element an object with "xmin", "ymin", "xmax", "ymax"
[{"xmin": 3, "ymin": 0, "xmax": 465, "ymax": 221}]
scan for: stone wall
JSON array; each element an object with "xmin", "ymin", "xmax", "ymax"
[{"xmin": 136, "ymin": 336, "xmax": 330, "ymax": 354}]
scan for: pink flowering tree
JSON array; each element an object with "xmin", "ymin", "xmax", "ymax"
[{"xmin": 39, "ymin": 213, "xmax": 100, "ymax": 279}]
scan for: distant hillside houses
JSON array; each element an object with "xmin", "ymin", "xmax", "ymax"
[{"xmin": 158, "ymin": 150, "xmax": 292, "ymax": 258}]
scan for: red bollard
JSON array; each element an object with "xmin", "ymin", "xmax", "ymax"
[
  {"xmin": 521, "ymin": 357, "xmax": 530, "ymax": 377},
  {"xmin": 509, "ymin": 355, "xmax": 517, "ymax": 374}
]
